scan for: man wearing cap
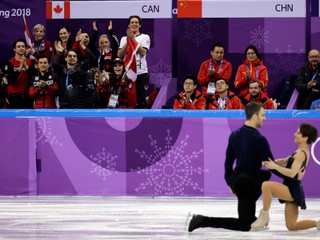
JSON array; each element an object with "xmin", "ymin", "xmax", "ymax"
[{"xmin": 207, "ymin": 78, "xmax": 244, "ymax": 110}]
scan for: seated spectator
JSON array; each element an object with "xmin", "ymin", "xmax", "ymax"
[
  {"xmin": 242, "ymin": 80, "xmax": 277, "ymax": 109},
  {"xmin": 296, "ymin": 49, "xmax": 320, "ymax": 109},
  {"xmin": 67, "ymin": 70, "xmax": 98, "ymax": 108},
  {"xmin": 235, "ymin": 45, "xmax": 269, "ymax": 98},
  {"xmin": 208, "ymin": 78, "xmax": 244, "ymax": 110},
  {"xmin": 104, "ymin": 58, "xmax": 136, "ymax": 109},
  {"xmin": 173, "ymin": 75, "xmax": 206, "ymax": 110},
  {"xmin": 28, "ymin": 24, "xmax": 53, "ymax": 61},
  {"xmin": 197, "ymin": 42, "xmax": 232, "ymax": 107},
  {"xmin": 29, "ymin": 56, "xmax": 58, "ymax": 108}
]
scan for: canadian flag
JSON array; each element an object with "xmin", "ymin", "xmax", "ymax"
[
  {"xmin": 46, "ymin": 1, "xmax": 70, "ymax": 19},
  {"xmin": 124, "ymin": 37, "xmax": 140, "ymax": 81},
  {"xmin": 22, "ymin": 15, "xmax": 32, "ymax": 47}
]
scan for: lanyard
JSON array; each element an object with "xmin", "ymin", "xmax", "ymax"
[
  {"xmin": 65, "ymin": 69, "xmax": 71, "ymax": 87},
  {"xmin": 311, "ymin": 69, "xmax": 319, "ymax": 81},
  {"xmin": 32, "ymin": 39, "xmax": 44, "ymax": 53},
  {"xmin": 111, "ymin": 85, "xmax": 121, "ymax": 94},
  {"xmin": 210, "ymin": 60, "xmax": 223, "ymax": 73},
  {"xmin": 98, "ymin": 53, "xmax": 102, "ymax": 70},
  {"xmin": 218, "ymin": 95, "xmax": 228, "ymax": 109},
  {"xmin": 246, "ymin": 64, "xmax": 259, "ymax": 78}
]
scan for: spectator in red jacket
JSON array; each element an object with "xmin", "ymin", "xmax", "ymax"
[
  {"xmin": 208, "ymin": 78, "xmax": 244, "ymax": 110},
  {"xmin": 242, "ymin": 80, "xmax": 277, "ymax": 109},
  {"xmin": 174, "ymin": 74, "xmax": 206, "ymax": 110},
  {"xmin": 3, "ymin": 39, "xmax": 36, "ymax": 109},
  {"xmin": 197, "ymin": 42, "xmax": 232, "ymax": 105},
  {"xmin": 29, "ymin": 56, "xmax": 58, "ymax": 109},
  {"xmin": 104, "ymin": 58, "xmax": 136, "ymax": 109},
  {"xmin": 235, "ymin": 45, "xmax": 269, "ymax": 98}
]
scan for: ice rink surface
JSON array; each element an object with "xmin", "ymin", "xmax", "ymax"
[{"xmin": 0, "ymin": 196, "xmax": 319, "ymax": 239}]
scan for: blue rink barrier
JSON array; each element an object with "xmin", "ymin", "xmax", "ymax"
[{"xmin": 0, "ymin": 109, "xmax": 319, "ymax": 118}]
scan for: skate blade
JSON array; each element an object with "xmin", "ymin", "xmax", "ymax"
[
  {"xmin": 185, "ymin": 212, "xmax": 193, "ymax": 231},
  {"xmin": 250, "ymin": 225, "xmax": 269, "ymax": 231}
]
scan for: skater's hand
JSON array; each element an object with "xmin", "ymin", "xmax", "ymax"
[{"xmin": 262, "ymin": 158, "xmax": 277, "ymax": 170}]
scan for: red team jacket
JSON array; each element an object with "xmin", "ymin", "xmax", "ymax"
[
  {"xmin": 31, "ymin": 39, "xmax": 53, "ymax": 60},
  {"xmin": 235, "ymin": 58, "xmax": 269, "ymax": 97},
  {"xmin": 242, "ymin": 92, "xmax": 275, "ymax": 109},
  {"xmin": 197, "ymin": 59, "xmax": 232, "ymax": 98},
  {"xmin": 29, "ymin": 71, "xmax": 58, "ymax": 109},
  {"xmin": 5, "ymin": 57, "xmax": 34, "ymax": 95},
  {"xmin": 207, "ymin": 90, "xmax": 244, "ymax": 110},
  {"xmin": 174, "ymin": 90, "xmax": 206, "ymax": 110}
]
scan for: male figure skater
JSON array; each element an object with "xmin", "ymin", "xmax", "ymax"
[{"xmin": 188, "ymin": 102, "xmax": 273, "ymax": 231}]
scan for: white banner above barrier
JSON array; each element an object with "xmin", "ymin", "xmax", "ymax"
[
  {"xmin": 46, "ymin": 0, "xmax": 173, "ymax": 19},
  {"xmin": 178, "ymin": 0, "xmax": 306, "ymax": 18}
]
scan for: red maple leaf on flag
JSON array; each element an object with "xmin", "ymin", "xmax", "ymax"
[{"xmin": 54, "ymin": 5, "xmax": 63, "ymax": 14}]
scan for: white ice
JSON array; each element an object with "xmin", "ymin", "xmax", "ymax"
[{"xmin": 0, "ymin": 196, "xmax": 319, "ymax": 239}]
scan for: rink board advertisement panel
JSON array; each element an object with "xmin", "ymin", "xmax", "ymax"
[{"xmin": 0, "ymin": 110, "xmax": 319, "ymax": 197}]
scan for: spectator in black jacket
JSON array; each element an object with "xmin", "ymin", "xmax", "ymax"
[
  {"xmin": 67, "ymin": 70, "xmax": 98, "ymax": 109},
  {"xmin": 296, "ymin": 49, "xmax": 320, "ymax": 109},
  {"xmin": 53, "ymin": 39, "xmax": 95, "ymax": 108}
]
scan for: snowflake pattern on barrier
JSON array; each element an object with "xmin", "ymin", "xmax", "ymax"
[
  {"xmin": 250, "ymin": 26, "xmax": 269, "ymax": 48},
  {"xmin": 36, "ymin": 117, "xmax": 62, "ymax": 146},
  {"xmin": 182, "ymin": 19, "xmax": 212, "ymax": 47},
  {"xmin": 267, "ymin": 46, "xmax": 304, "ymax": 89},
  {"xmin": 148, "ymin": 58, "xmax": 171, "ymax": 86},
  {"xmin": 133, "ymin": 129, "xmax": 207, "ymax": 196},
  {"xmin": 90, "ymin": 147, "xmax": 118, "ymax": 181}
]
